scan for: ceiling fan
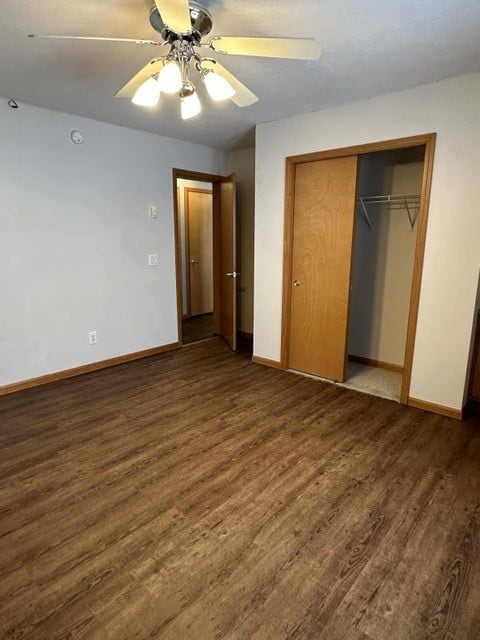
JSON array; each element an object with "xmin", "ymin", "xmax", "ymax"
[{"xmin": 29, "ymin": 0, "xmax": 320, "ymax": 120}]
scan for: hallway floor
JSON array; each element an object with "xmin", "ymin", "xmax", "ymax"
[{"xmin": 182, "ymin": 312, "xmax": 214, "ymax": 345}]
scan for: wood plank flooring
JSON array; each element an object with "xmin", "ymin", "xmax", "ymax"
[
  {"xmin": 182, "ymin": 313, "xmax": 214, "ymax": 345},
  {"xmin": 0, "ymin": 338, "xmax": 479, "ymax": 639}
]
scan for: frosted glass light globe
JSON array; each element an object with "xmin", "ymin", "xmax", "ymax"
[
  {"xmin": 132, "ymin": 77, "xmax": 161, "ymax": 107},
  {"xmin": 158, "ymin": 61, "xmax": 182, "ymax": 94},
  {"xmin": 180, "ymin": 91, "xmax": 201, "ymax": 119},
  {"xmin": 204, "ymin": 71, "xmax": 235, "ymax": 101}
]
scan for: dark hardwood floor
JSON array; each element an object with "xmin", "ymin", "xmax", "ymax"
[
  {"xmin": 1, "ymin": 338, "xmax": 479, "ymax": 639},
  {"xmin": 182, "ymin": 313, "xmax": 214, "ymax": 345}
]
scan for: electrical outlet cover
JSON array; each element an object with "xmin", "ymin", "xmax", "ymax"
[{"xmin": 148, "ymin": 206, "xmax": 158, "ymax": 218}]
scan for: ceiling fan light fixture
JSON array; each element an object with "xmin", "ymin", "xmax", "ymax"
[
  {"xmin": 180, "ymin": 89, "xmax": 201, "ymax": 120},
  {"xmin": 158, "ymin": 60, "xmax": 182, "ymax": 94},
  {"xmin": 32, "ymin": 1, "xmax": 321, "ymax": 121},
  {"xmin": 203, "ymin": 70, "xmax": 235, "ymax": 101},
  {"xmin": 131, "ymin": 77, "xmax": 161, "ymax": 107}
]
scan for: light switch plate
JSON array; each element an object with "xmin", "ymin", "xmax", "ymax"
[
  {"xmin": 148, "ymin": 206, "xmax": 158, "ymax": 219},
  {"xmin": 148, "ymin": 254, "xmax": 159, "ymax": 266}
]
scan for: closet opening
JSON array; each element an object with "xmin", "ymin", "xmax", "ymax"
[
  {"xmin": 345, "ymin": 146, "xmax": 426, "ymax": 402},
  {"xmin": 280, "ymin": 134, "xmax": 436, "ymax": 406}
]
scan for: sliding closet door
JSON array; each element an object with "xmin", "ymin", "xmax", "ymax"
[{"xmin": 288, "ymin": 155, "xmax": 358, "ymax": 381}]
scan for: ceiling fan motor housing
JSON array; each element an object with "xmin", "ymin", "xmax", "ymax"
[{"xmin": 149, "ymin": 2, "xmax": 213, "ymax": 42}]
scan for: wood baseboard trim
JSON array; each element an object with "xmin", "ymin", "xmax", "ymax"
[
  {"xmin": 407, "ymin": 396, "xmax": 463, "ymax": 420},
  {"xmin": 348, "ymin": 354, "xmax": 403, "ymax": 373},
  {"xmin": 252, "ymin": 355, "xmax": 283, "ymax": 370},
  {"xmin": 0, "ymin": 342, "xmax": 180, "ymax": 397}
]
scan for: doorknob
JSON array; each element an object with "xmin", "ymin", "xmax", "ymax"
[
  {"xmin": 293, "ymin": 280, "xmax": 300, "ymax": 287},
  {"xmin": 226, "ymin": 272, "xmax": 240, "ymax": 278},
  {"xmin": 190, "ymin": 259, "xmax": 199, "ymax": 264}
]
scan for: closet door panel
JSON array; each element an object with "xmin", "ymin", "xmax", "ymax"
[{"xmin": 289, "ymin": 155, "xmax": 358, "ymax": 381}]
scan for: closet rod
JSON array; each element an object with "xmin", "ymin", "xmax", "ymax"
[{"xmin": 358, "ymin": 194, "xmax": 421, "ymax": 229}]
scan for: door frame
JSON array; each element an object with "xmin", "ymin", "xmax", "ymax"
[
  {"xmin": 184, "ymin": 187, "xmax": 214, "ymax": 318},
  {"xmin": 172, "ymin": 168, "xmax": 228, "ymax": 347},
  {"xmin": 280, "ymin": 133, "xmax": 437, "ymax": 404}
]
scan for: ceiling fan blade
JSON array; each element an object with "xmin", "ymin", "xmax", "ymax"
[
  {"xmin": 210, "ymin": 36, "xmax": 320, "ymax": 60},
  {"xmin": 201, "ymin": 60, "xmax": 258, "ymax": 108},
  {"xmin": 115, "ymin": 58, "xmax": 165, "ymax": 98},
  {"xmin": 154, "ymin": 0, "xmax": 191, "ymax": 33},
  {"xmin": 28, "ymin": 34, "xmax": 160, "ymax": 45}
]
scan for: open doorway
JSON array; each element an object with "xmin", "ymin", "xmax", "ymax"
[
  {"xmin": 344, "ymin": 146, "xmax": 426, "ymax": 401},
  {"xmin": 176, "ymin": 179, "xmax": 214, "ymax": 344},
  {"xmin": 173, "ymin": 168, "xmax": 238, "ymax": 350}
]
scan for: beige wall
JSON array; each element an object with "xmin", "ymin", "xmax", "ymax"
[
  {"xmin": 227, "ymin": 147, "xmax": 255, "ymax": 334},
  {"xmin": 348, "ymin": 148, "xmax": 424, "ymax": 365},
  {"xmin": 0, "ymin": 100, "xmax": 226, "ymax": 387},
  {"xmin": 253, "ymin": 73, "xmax": 480, "ymax": 411}
]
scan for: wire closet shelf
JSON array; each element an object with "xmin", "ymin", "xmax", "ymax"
[{"xmin": 358, "ymin": 194, "xmax": 421, "ymax": 230}]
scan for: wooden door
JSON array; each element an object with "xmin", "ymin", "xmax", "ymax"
[
  {"xmin": 288, "ymin": 155, "xmax": 358, "ymax": 381},
  {"xmin": 186, "ymin": 189, "xmax": 213, "ymax": 317},
  {"xmin": 469, "ymin": 313, "xmax": 480, "ymax": 402},
  {"xmin": 217, "ymin": 174, "xmax": 237, "ymax": 351}
]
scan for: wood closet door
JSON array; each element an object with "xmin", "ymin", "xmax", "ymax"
[{"xmin": 288, "ymin": 155, "xmax": 358, "ymax": 381}]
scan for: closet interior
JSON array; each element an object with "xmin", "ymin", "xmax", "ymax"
[
  {"xmin": 282, "ymin": 137, "xmax": 432, "ymax": 405},
  {"xmin": 345, "ymin": 146, "xmax": 425, "ymax": 401}
]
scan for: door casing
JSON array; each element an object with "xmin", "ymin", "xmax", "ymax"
[{"xmin": 280, "ymin": 133, "xmax": 436, "ymax": 404}]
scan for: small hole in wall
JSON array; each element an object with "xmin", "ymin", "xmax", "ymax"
[{"xmin": 7, "ymin": 99, "xmax": 19, "ymax": 109}]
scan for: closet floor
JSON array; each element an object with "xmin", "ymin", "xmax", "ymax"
[
  {"xmin": 341, "ymin": 362, "xmax": 402, "ymax": 401},
  {"xmin": 289, "ymin": 363, "xmax": 402, "ymax": 403}
]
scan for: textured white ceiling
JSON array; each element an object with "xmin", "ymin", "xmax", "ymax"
[{"xmin": 1, "ymin": 0, "xmax": 480, "ymax": 149}]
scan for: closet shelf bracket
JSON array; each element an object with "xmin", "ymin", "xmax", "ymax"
[
  {"xmin": 357, "ymin": 194, "xmax": 421, "ymax": 230},
  {"xmin": 359, "ymin": 199, "xmax": 373, "ymax": 230}
]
